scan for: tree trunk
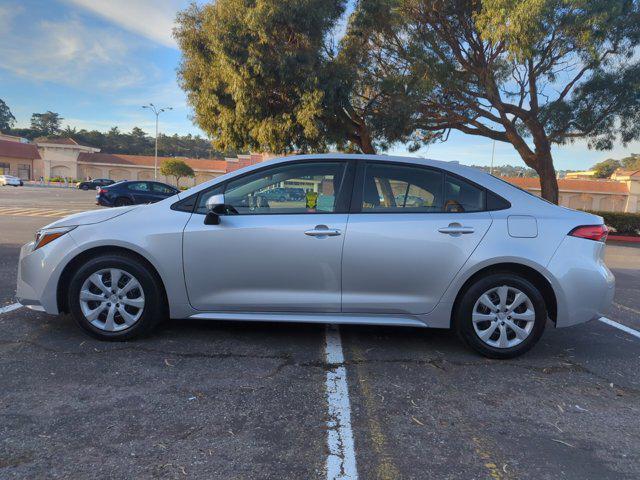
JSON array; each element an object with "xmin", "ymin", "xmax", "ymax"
[
  {"xmin": 532, "ymin": 151, "xmax": 559, "ymax": 204},
  {"xmin": 357, "ymin": 123, "xmax": 376, "ymax": 154}
]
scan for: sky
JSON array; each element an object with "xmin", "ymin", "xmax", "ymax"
[{"xmin": 0, "ymin": 0, "xmax": 638, "ymax": 170}]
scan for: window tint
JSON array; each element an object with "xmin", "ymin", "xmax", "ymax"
[
  {"xmin": 196, "ymin": 162, "xmax": 347, "ymax": 215},
  {"xmin": 444, "ymin": 174, "xmax": 485, "ymax": 212},
  {"xmin": 152, "ymin": 183, "xmax": 176, "ymax": 194},
  {"xmin": 127, "ymin": 182, "xmax": 149, "ymax": 192},
  {"xmin": 362, "ymin": 163, "xmax": 443, "ymax": 212}
]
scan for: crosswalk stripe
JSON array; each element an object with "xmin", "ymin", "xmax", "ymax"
[{"xmin": 0, "ymin": 208, "xmax": 92, "ymax": 217}]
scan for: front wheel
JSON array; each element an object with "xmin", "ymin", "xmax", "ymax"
[
  {"xmin": 67, "ymin": 253, "xmax": 165, "ymax": 340},
  {"xmin": 454, "ymin": 273, "xmax": 547, "ymax": 359},
  {"xmin": 81, "ymin": 185, "xmax": 89, "ymax": 190}
]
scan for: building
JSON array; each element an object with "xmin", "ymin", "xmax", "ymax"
[
  {"xmin": 0, "ymin": 136, "xmax": 42, "ymax": 180},
  {"xmin": 503, "ymin": 173, "xmax": 639, "ymax": 213},
  {"xmin": 0, "ymin": 135, "xmax": 272, "ymax": 186}
]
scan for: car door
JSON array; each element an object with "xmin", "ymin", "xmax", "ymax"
[
  {"xmin": 126, "ymin": 182, "xmax": 156, "ymax": 203},
  {"xmin": 341, "ymin": 161, "xmax": 493, "ymax": 315},
  {"xmin": 182, "ymin": 160, "xmax": 354, "ymax": 312}
]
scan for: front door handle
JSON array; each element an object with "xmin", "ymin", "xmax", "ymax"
[
  {"xmin": 305, "ymin": 225, "xmax": 342, "ymax": 237},
  {"xmin": 438, "ymin": 223, "xmax": 474, "ymax": 235}
]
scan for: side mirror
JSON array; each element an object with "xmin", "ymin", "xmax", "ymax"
[{"xmin": 204, "ymin": 194, "xmax": 226, "ymax": 225}]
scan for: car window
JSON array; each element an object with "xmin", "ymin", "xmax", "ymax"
[
  {"xmin": 196, "ymin": 161, "xmax": 347, "ymax": 215},
  {"xmin": 444, "ymin": 174, "xmax": 485, "ymax": 212},
  {"xmin": 127, "ymin": 182, "xmax": 149, "ymax": 192},
  {"xmin": 152, "ymin": 183, "xmax": 176, "ymax": 194},
  {"xmin": 362, "ymin": 163, "xmax": 443, "ymax": 212}
]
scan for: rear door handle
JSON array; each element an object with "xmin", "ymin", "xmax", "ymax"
[
  {"xmin": 305, "ymin": 225, "xmax": 342, "ymax": 237},
  {"xmin": 438, "ymin": 224, "xmax": 474, "ymax": 235}
]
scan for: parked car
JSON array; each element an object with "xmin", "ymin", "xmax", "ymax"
[
  {"xmin": 0, "ymin": 174, "xmax": 23, "ymax": 186},
  {"xmin": 16, "ymin": 154, "xmax": 615, "ymax": 358},
  {"xmin": 77, "ymin": 178, "xmax": 114, "ymax": 190},
  {"xmin": 96, "ymin": 180, "xmax": 179, "ymax": 207}
]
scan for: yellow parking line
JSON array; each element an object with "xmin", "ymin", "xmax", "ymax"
[{"xmin": 350, "ymin": 343, "xmax": 401, "ymax": 480}]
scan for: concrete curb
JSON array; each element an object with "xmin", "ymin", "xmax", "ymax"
[{"xmin": 608, "ymin": 235, "xmax": 640, "ymax": 243}]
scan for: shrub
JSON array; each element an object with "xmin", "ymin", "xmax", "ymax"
[{"xmin": 584, "ymin": 210, "xmax": 640, "ymax": 236}]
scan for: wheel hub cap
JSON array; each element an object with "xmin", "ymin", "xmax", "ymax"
[
  {"xmin": 79, "ymin": 268, "xmax": 145, "ymax": 332},
  {"xmin": 471, "ymin": 285, "xmax": 535, "ymax": 349}
]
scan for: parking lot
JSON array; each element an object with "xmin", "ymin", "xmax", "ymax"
[{"xmin": 1, "ymin": 186, "xmax": 639, "ymax": 479}]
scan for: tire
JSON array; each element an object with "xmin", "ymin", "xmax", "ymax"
[
  {"xmin": 81, "ymin": 185, "xmax": 89, "ymax": 190},
  {"xmin": 67, "ymin": 253, "xmax": 165, "ymax": 341},
  {"xmin": 114, "ymin": 197, "xmax": 132, "ymax": 207},
  {"xmin": 454, "ymin": 273, "xmax": 547, "ymax": 359}
]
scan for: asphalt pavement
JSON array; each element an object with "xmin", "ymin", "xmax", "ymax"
[{"xmin": 1, "ymin": 186, "xmax": 639, "ymax": 479}]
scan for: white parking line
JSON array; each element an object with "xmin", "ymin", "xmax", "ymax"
[
  {"xmin": 325, "ymin": 325, "xmax": 358, "ymax": 480},
  {"xmin": 598, "ymin": 316, "xmax": 640, "ymax": 340},
  {"xmin": 0, "ymin": 302, "xmax": 22, "ymax": 314}
]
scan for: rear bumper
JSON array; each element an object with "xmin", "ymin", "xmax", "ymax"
[
  {"xmin": 547, "ymin": 236, "xmax": 615, "ymax": 327},
  {"xmin": 96, "ymin": 196, "xmax": 113, "ymax": 207}
]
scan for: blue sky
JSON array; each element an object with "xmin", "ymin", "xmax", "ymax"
[{"xmin": 1, "ymin": 0, "xmax": 637, "ymax": 170}]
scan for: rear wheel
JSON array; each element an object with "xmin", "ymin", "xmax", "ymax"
[
  {"xmin": 67, "ymin": 253, "xmax": 165, "ymax": 340},
  {"xmin": 454, "ymin": 273, "xmax": 547, "ymax": 359},
  {"xmin": 114, "ymin": 197, "xmax": 132, "ymax": 207},
  {"xmin": 81, "ymin": 184, "xmax": 89, "ymax": 190}
]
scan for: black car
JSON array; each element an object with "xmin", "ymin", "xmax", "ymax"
[
  {"xmin": 96, "ymin": 181, "xmax": 179, "ymax": 207},
  {"xmin": 77, "ymin": 178, "xmax": 115, "ymax": 190}
]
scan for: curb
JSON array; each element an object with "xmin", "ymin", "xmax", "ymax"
[{"xmin": 607, "ymin": 235, "xmax": 640, "ymax": 243}]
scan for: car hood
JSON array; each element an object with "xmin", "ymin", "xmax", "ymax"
[{"xmin": 43, "ymin": 205, "xmax": 139, "ymax": 229}]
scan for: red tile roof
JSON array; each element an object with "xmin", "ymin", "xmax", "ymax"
[
  {"xmin": 35, "ymin": 137, "xmax": 79, "ymax": 145},
  {"xmin": 0, "ymin": 139, "xmax": 41, "ymax": 160},
  {"xmin": 77, "ymin": 153, "xmax": 229, "ymax": 172},
  {"xmin": 503, "ymin": 177, "xmax": 629, "ymax": 194}
]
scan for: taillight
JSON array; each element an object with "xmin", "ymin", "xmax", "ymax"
[
  {"xmin": 98, "ymin": 188, "xmax": 107, "ymax": 195},
  {"xmin": 569, "ymin": 224, "xmax": 608, "ymax": 242}
]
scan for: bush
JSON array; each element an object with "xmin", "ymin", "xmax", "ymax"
[
  {"xmin": 584, "ymin": 210, "xmax": 640, "ymax": 236},
  {"xmin": 45, "ymin": 177, "xmax": 81, "ymax": 183}
]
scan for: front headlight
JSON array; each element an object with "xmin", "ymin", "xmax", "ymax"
[{"xmin": 34, "ymin": 226, "xmax": 77, "ymax": 251}]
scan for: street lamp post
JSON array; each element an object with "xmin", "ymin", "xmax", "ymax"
[{"xmin": 142, "ymin": 103, "xmax": 172, "ymax": 180}]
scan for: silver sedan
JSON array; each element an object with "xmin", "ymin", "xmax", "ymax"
[{"xmin": 16, "ymin": 154, "xmax": 615, "ymax": 358}]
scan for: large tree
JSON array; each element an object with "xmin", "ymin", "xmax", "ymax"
[
  {"xmin": 30, "ymin": 111, "xmax": 63, "ymax": 136},
  {"xmin": 174, "ymin": 0, "xmax": 427, "ymax": 154},
  {"xmin": 176, "ymin": 0, "xmax": 640, "ymax": 203},
  {"xmin": 0, "ymin": 99, "xmax": 16, "ymax": 132}
]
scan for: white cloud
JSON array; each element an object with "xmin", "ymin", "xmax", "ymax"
[
  {"xmin": 64, "ymin": 0, "xmax": 187, "ymax": 48},
  {"xmin": 0, "ymin": 14, "xmax": 154, "ymax": 91}
]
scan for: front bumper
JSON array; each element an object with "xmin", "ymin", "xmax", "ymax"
[{"xmin": 16, "ymin": 234, "xmax": 79, "ymax": 314}]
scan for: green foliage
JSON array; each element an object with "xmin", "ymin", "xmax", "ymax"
[
  {"xmin": 585, "ymin": 210, "xmax": 640, "ymax": 236},
  {"xmin": 175, "ymin": 0, "xmax": 346, "ymax": 153},
  {"xmin": 8, "ymin": 124, "xmax": 227, "ymax": 158},
  {"xmin": 591, "ymin": 159, "xmax": 621, "ymax": 178},
  {"xmin": 620, "ymin": 153, "xmax": 640, "ymax": 171},
  {"xmin": 174, "ymin": 0, "xmax": 428, "ymax": 154},
  {"xmin": 160, "ymin": 159, "xmax": 195, "ymax": 187},
  {"xmin": 471, "ymin": 164, "xmax": 539, "ymax": 177},
  {"xmin": 0, "ymin": 99, "xmax": 16, "ymax": 132},
  {"xmin": 46, "ymin": 177, "xmax": 81, "ymax": 183},
  {"xmin": 30, "ymin": 111, "xmax": 63, "ymax": 136}
]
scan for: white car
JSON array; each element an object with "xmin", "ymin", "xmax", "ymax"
[
  {"xmin": 16, "ymin": 154, "xmax": 615, "ymax": 358},
  {"xmin": 0, "ymin": 174, "xmax": 23, "ymax": 186}
]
